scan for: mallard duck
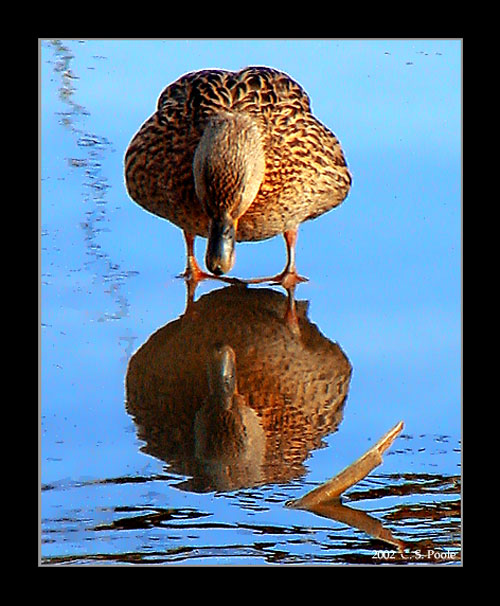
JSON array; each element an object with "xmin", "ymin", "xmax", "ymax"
[{"xmin": 125, "ymin": 66, "xmax": 351, "ymax": 286}]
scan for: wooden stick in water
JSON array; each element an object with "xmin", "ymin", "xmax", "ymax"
[{"xmin": 287, "ymin": 421, "xmax": 404, "ymax": 509}]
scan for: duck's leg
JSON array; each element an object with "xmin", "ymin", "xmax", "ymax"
[
  {"xmin": 244, "ymin": 228, "xmax": 308, "ymax": 289},
  {"xmin": 280, "ymin": 228, "xmax": 309, "ymax": 289},
  {"xmin": 179, "ymin": 232, "xmax": 211, "ymax": 283},
  {"xmin": 283, "ymin": 283, "xmax": 301, "ymax": 335}
]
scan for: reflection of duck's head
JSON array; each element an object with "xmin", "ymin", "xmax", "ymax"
[{"xmin": 194, "ymin": 344, "xmax": 265, "ymax": 465}]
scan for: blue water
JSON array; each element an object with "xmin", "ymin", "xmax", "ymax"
[{"xmin": 40, "ymin": 39, "xmax": 461, "ymax": 565}]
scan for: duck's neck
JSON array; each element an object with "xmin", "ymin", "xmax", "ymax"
[{"xmin": 193, "ymin": 112, "xmax": 266, "ymax": 221}]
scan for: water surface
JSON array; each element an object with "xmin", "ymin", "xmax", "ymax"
[{"xmin": 40, "ymin": 39, "xmax": 461, "ymax": 565}]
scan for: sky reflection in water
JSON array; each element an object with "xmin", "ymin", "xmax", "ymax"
[{"xmin": 40, "ymin": 39, "xmax": 461, "ymax": 565}]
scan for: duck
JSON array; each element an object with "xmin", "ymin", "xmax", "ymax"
[{"xmin": 124, "ymin": 66, "xmax": 351, "ymax": 287}]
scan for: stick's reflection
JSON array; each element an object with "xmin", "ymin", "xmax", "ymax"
[
  {"xmin": 126, "ymin": 284, "xmax": 351, "ymax": 492},
  {"xmin": 296, "ymin": 500, "xmax": 406, "ymax": 551}
]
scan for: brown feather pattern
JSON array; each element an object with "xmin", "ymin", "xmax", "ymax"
[{"xmin": 125, "ymin": 66, "xmax": 351, "ymax": 242}]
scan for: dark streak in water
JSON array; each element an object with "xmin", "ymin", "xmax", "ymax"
[{"xmin": 43, "ymin": 39, "xmax": 138, "ymax": 324}]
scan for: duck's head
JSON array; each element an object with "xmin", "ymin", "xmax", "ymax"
[{"xmin": 193, "ymin": 112, "xmax": 266, "ymax": 275}]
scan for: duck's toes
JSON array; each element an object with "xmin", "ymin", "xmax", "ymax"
[
  {"xmin": 178, "ymin": 265, "xmax": 245, "ymax": 287},
  {"xmin": 243, "ymin": 269, "xmax": 308, "ymax": 289},
  {"xmin": 276, "ymin": 270, "xmax": 308, "ymax": 290}
]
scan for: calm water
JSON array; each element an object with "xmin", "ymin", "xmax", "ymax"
[{"xmin": 40, "ymin": 39, "xmax": 462, "ymax": 566}]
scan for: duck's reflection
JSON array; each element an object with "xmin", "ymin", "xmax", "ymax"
[{"xmin": 125, "ymin": 284, "xmax": 351, "ymax": 492}]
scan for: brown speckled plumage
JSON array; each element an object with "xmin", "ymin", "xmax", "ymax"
[{"xmin": 124, "ymin": 66, "xmax": 351, "ymax": 245}]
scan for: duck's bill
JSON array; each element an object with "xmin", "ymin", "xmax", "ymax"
[{"xmin": 206, "ymin": 216, "xmax": 236, "ymax": 275}]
